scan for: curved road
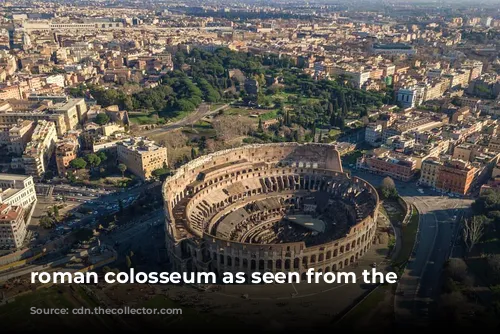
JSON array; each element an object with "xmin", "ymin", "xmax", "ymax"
[
  {"xmin": 350, "ymin": 169, "xmax": 472, "ymax": 326},
  {"xmin": 136, "ymin": 103, "xmax": 229, "ymax": 137}
]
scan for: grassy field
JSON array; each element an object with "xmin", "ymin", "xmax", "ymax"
[
  {"xmin": 260, "ymin": 109, "xmax": 279, "ymax": 120},
  {"xmin": 129, "ymin": 112, "xmax": 159, "ymax": 125},
  {"xmin": 224, "ymin": 107, "xmax": 251, "ymax": 116},
  {"xmin": 181, "ymin": 123, "xmax": 217, "ymax": 138},
  {"xmin": 393, "ymin": 205, "xmax": 419, "ymax": 267}
]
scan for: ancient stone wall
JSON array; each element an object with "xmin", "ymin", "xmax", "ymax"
[{"xmin": 163, "ymin": 143, "xmax": 378, "ymax": 278}]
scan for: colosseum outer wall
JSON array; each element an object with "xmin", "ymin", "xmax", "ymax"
[{"xmin": 162, "ymin": 143, "xmax": 379, "ymax": 279}]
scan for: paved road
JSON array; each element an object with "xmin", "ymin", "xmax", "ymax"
[
  {"xmin": 138, "ymin": 103, "xmax": 229, "ymax": 137},
  {"xmin": 348, "ymin": 169, "xmax": 473, "ymax": 326},
  {"xmin": 30, "ymin": 182, "xmax": 161, "ymax": 250}
]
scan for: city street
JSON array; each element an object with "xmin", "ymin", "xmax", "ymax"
[{"xmin": 349, "ymin": 169, "xmax": 473, "ymax": 326}]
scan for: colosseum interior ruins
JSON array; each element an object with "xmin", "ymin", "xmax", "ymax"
[{"xmin": 162, "ymin": 143, "xmax": 379, "ymax": 281}]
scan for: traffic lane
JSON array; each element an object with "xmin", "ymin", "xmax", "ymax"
[
  {"xmin": 418, "ymin": 212, "xmax": 453, "ymax": 299},
  {"xmin": 82, "ymin": 183, "xmax": 159, "ymax": 207},
  {"xmin": 405, "ymin": 211, "xmax": 437, "ymax": 287},
  {"xmin": 418, "ymin": 202, "xmax": 470, "ymax": 298},
  {"xmin": 413, "ymin": 212, "xmax": 436, "ymax": 274}
]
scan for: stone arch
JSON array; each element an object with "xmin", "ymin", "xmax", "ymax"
[
  {"xmin": 350, "ymin": 255, "xmax": 355, "ymax": 263},
  {"xmin": 285, "ymin": 259, "xmax": 291, "ymax": 270},
  {"xmin": 351, "ymin": 241, "xmax": 356, "ymax": 249},
  {"xmin": 294, "ymin": 258, "xmax": 300, "ymax": 269},
  {"xmin": 346, "ymin": 244, "xmax": 350, "ymax": 251},
  {"xmin": 243, "ymin": 258, "xmax": 248, "ymax": 269},
  {"xmin": 310, "ymin": 255, "xmax": 316, "ymax": 263},
  {"xmin": 338, "ymin": 261, "xmax": 343, "ymax": 269},
  {"xmin": 344, "ymin": 259, "xmax": 349, "ymax": 266},
  {"xmin": 333, "ymin": 249, "xmax": 338, "ymax": 257},
  {"xmin": 332, "ymin": 264, "xmax": 337, "ymax": 271},
  {"xmin": 219, "ymin": 254, "xmax": 224, "ymax": 265},
  {"xmin": 326, "ymin": 251, "xmax": 332, "ymax": 260},
  {"xmin": 235, "ymin": 257, "xmax": 240, "ymax": 267},
  {"xmin": 267, "ymin": 260, "xmax": 273, "ymax": 269},
  {"xmin": 325, "ymin": 266, "xmax": 330, "ymax": 272},
  {"xmin": 227, "ymin": 256, "xmax": 232, "ymax": 266},
  {"xmin": 302, "ymin": 256, "xmax": 308, "ymax": 265},
  {"xmin": 276, "ymin": 259, "xmax": 282, "ymax": 269},
  {"xmin": 251, "ymin": 259, "xmax": 256, "ymax": 270},
  {"xmin": 318, "ymin": 253, "xmax": 324, "ymax": 262}
]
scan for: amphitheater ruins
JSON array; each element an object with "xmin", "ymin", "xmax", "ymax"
[{"xmin": 162, "ymin": 143, "xmax": 380, "ymax": 281}]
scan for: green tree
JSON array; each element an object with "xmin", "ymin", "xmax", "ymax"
[
  {"xmin": 152, "ymin": 168, "xmax": 170, "ymax": 180},
  {"xmin": 97, "ymin": 151, "xmax": 107, "ymax": 162},
  {"xmin": 118, "ymin": 163, "xmax": 127, "ymax": 177},
  {"xmin": 40, "ymin": 216, "xmax": 55, "ymax": 229},
  {"xmin": 258, "ymin": 118, "xmax": 264, "ymax": 132},
  {"xmin": 95, "ymin": 113, "xmax": 110, "ymax": 126},
  {"xmin": 380, "ymin": 177, "xmax": 398, "ymax": 199},
  {"xmin": 70, "ymin": 158, "xmax": 87, "ymax": 170},
  {"xmin": 86, "ymin": 153, "xmax": 101, "ymax": 170}
]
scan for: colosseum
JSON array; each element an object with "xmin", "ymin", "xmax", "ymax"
[{"xmin": 163, "ymin": 143, "xmax": 379, "ymax": 281}]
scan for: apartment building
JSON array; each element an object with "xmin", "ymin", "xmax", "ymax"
[
  {"xmin": 55, "ymin": 132, "xmax": 80, "ymax": 176},
  {"xmin": 365, "ymin": 123, "xmax": 383, "ymax": 147},
  {"xmin": 117, "ymin": 137, "xmax": 168, "ymax": 180},
  {"xmin": 356, "ymin": 149, "xmax": 418, "ymax": 181},
  {"xmin": 102, "ymin": 123, "xmax": 125, "ymax": 136},
  {"xmin": 0, "ymin": 97, "xmax": 87, "ymax": 136},
  {"xmin": 0, "ymin": 174, "xmax": 37, "ymax": 209},
  {"xmin": 7, "ymin": 120, "xmax": 35, "ymax": 155},
  {"xmin": 0, "ymin": 203, "xmax": 27, "ymax": 249},
  {"xmin": 419, "ymin": 158, "xmax": 441, "ymax": 187},
  {"xmin": 22, "ymin": 120, "xmax": 57, "ymax": 178},
  {"xmin": 435, "ymin": 159, "xmax": 477, "ymax": 195}
]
